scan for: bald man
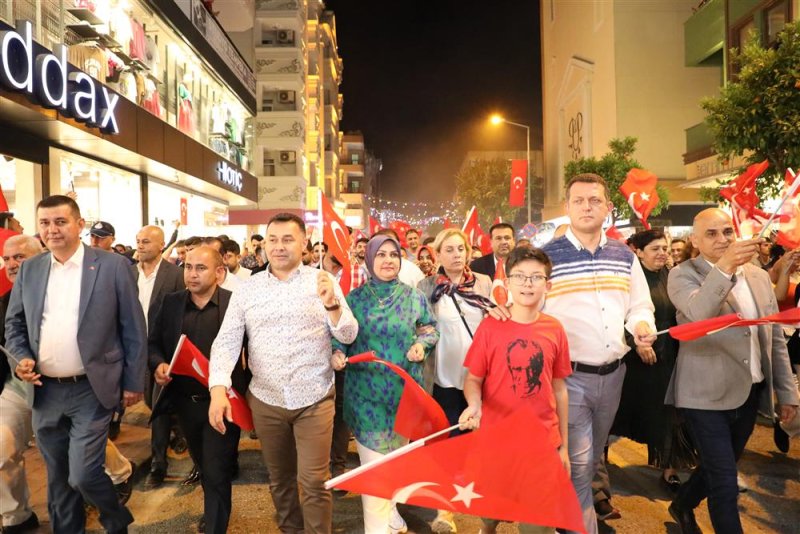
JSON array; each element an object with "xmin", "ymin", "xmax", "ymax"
[
  {"xmin": 666, "ymin": 208, "xmax": 798, "ymax": 534},
  {"xmin": 132, "ymin": 225, "xmax": 186, "ymax": 489}
]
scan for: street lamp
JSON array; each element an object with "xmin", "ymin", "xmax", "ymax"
[{"xmin": 489, "ymin": 114, "xmax": 531, "ymax": 223}]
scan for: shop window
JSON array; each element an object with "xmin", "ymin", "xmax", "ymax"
[
  {"xmin": 763, "ymin": 0, "xmax": 790, "ymax": 48},
  {"xmin": 0, "ymin": 154, "xmax": 40, "ymax": 233}
]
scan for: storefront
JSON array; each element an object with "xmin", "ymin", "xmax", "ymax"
[{"xmin": 0, "ymin": 2, "xmax": 258, "ymax": 243}]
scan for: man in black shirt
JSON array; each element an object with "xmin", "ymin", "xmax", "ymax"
[{"xmin": 148, "ymin": 246, "xmax": 248, "ymax": 534}]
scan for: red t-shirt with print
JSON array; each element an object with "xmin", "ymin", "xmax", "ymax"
[{"xmin": 464, "ymin": 313, "xmax": 572, "ymax": 448}]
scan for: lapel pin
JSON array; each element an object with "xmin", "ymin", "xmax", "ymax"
[{"xmin": 90, "ymin": 266, "xmax": 96, "ymax": 270}]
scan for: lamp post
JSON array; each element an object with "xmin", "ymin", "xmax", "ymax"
[{"xmin": 490, "ymin": 114, "xmax": 531, "ymax": 223}]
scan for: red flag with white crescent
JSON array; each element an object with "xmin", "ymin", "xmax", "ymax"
[
  {"xmin": 509, "ymin": 160, "xmax": 527, "ymax": 207},
  {"xmin": 389, "ymin": 220, "xmax": 411, "ymax": 248},
  {"xmin": 168, "ymin": 335, "xmax": 254, "ymax": 431},
  {"xmin": 718, "ymin": 160, "xmax": 771, "ymax": 236},
  {"xmin": 491, "ymin": 259, "xmax": 508, "ymax": 306},
  {"xmin": 462, "ymin": 207, "xmax": 480, "ymax": 246},
  {"xmin": 369, "ymin": 216, "xmax": 383, "ymax": 237},
  {"xmin": 619, "ymin": 168, "xmax": 659, "ymax": 230},
  {"xmin": 320, "ymin": 194, "xmax": 353, "ymax": 295},
  {"xmin": 776, "ymin": 168, "xmax": 800, "ymax": 249}
]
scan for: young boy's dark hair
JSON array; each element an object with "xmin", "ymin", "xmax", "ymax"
[{"xmin": 505, "ymin": 246, "xmax": 553, "ymax": 278}]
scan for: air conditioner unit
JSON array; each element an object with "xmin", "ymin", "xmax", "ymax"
[
  {"xmin": 280, "ymin": 151, "xmax": 296, "ymax": 163},
  {"xmin": 278, "ymin": 90, "xmax": 295, "ymax": 104},
  {"xmin": 277, "ymin": 30, "xmax": 294, "ymax": 43}
]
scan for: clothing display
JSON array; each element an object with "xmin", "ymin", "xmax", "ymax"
[
  {"xmin": 129, "ymin": 19, "xmax": 147, "ymax": 61},
  {"xmin": 141, "ymin": 78, "xmax": 162, "ymax": 117},
  {"xmin": 68, "ymin": 44, "xmax": 109, "ymax": 83},
  {"xmin": 178, "ymin": 83, "xmax": 195, "ymax": 135}
]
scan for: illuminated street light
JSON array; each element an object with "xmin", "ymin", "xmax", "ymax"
[{"xmin": 489, "ymin": 114, "xmax": 531, "ymax": 223}]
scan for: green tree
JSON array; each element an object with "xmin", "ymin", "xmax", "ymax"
[
  {"xmin": 454, "ymin": 158, "xmax": 521, "ymax": 227},
  {"xmin": 701, "ymin": 20, "xmax": 800, "ymax": 200},
  {"xmin": 563, "ymin": 137, "xmax": 669, "ymax": 223}
]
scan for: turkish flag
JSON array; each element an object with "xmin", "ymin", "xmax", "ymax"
[
  {"xmin": 0, "ymin": 184, "xmax": 10, "ymax": 212},
  {"xmin": 168, "ymin": 335, "xmax": 254, "ymax": 431},
  {"xmin": 320, "ymin": 193, "xmax": 353, "ymax": 295},
  {"xmin": 492, "ymin": 216, "xmax": 503, "ymax": 226},
  {"xmin": 180, "ymin": 197, "xmax": 188, "ymax": 225},
  {"xmin": 0, "ymin": 228, "xmax": 20, "ymax": 296},
  {"xmin": 491, "ymin": 259, "xmax": 508, "ymax": 306},
  {"xmin": 443, "ymin": 218, "xmax": 452, "ymax": 230},
  {"xmin": 348, "ymin": 352, "xmax": 449, "ymax": 441},
  {"xmin": 327, "ymin": 407, "xmax": 584, "ymax": 532},
  {"xmin": 369, "ymin": 216, "xmax": 383, "ymax": 237},
  {"xmin": 389, "ymin": 220, "xmax": 411, "ymax": 248},
  {"xmin": 668, "ymin": 308, "xmax": 800, "ymax": 341},
  {"xmin": 777, "ymin": 169, "xmax": 800, "ymax": 249},
  {"xmin": 605, "ymin": 226, "xmax": 625, "ymax": 241},
  {"xmin": 509, "ymin": 160, "xmax": 527, "ymax": 207},
  {"xmin": 619, "ymin": 168, "xmax": 659, "ymax": 230},
  {"xmin": 461, "ymin": 207, "xmax": 484, "ymax": 250},
  {"xmin": 719, "ymin": 160, "xmax": 771, "ymax": 236}
]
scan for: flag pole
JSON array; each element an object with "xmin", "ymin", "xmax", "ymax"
[
  {"xmin": 756, "ymin": 168, "xmax": 798, "ymax": 239},
  {"xmin": 318, "ymin": 189, "xmax": 324, "ymax": 269},
  {"xmin": 0, "ymin": 344, "xmax": 22, "ymax": 367},
  {"xmin": 325, "ymin": 423, "xmax": 461, "ymax": 490}
]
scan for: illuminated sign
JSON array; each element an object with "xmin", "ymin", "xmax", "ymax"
[
  {"xmin": 217, "ymin": 161, "xmax": 243, "ymax": 192},
  {"xmin": 0, "ymin": 21, "xmax": 119, "ymax": 134}
]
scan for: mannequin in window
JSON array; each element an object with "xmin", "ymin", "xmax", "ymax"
[{"xmin": 177, "ymin": 75, "xmax": 195, "ymax": 135}]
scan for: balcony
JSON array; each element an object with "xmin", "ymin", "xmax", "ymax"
[
  {"xmin": 683, "ymin": 122, "xmax": 715, "ymax": 164},
  {"xmin": 254, "ymin": 113, "xmax": 305, "ymax": 142},
  {"xmin": 256, "ymin": 0, "xmax": 304, "ymax": 19},
  {"xmin": 684, "ymin": 0, "xmax": 725, "ymax": 67}
]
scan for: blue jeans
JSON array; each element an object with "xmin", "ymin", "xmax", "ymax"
[
  {"xmin": 33, "ymin": 380, "xmax": 133, "ymax": 533},
  {"xmin": 676, "ymin": 383, "xmax": 761, "ymax": 534}
]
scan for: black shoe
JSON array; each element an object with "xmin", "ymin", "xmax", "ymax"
[
  {"xmin": 594, "ymin": 498, "xmax": 621, "ymax": 521},
  {"xmin": 4, "ymin": 511, "xmax": 39, "ymax": 533},
  {"xmin": 660, "ymin": 473, "xmax": 682, "ymax": 494},
  {"xmin": 108, "ymin": 419, "xmax": 121, "ymax": 441},
  {"xmin": 144, "ymin": 467, "xmax": 166, "ymax": 489},
  {"xmin": 115, "ymin": 461, "xmax": 136, "ymax": 505},
  {"xmin": 774, "ymin": 419, "xmax": 790, "ymax": 453},
  {"xmin": 170, "ymin": 435, "xmax": 188, "ymax": 454},
  {"xmin": 182, "ymin": 465, "xmax": 202, "ymax": 485},
  {"xmin": 668, "ymin": 500, "xmax": 703, "ymax": 534},
  {"xmin": 197, "ymin": 517, "xmax": 206, "ymax": 533}
]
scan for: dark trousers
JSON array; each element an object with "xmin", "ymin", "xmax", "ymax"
[
  {"xmin": 330, "ymin": 370, "xmax": 350, "ymax": 476},
  {"xmin": 33, "ymin": 380, "xmax": 133, "ymax": 534},
  {"xmin": 433, "ymin": 384, "xmax": 468, "ymax": 437},
  {"xmin": 149, "ymin": 383, "xmax": 170, "ymax": 471},
  {"xmin": 677, "ymin": 383, "xmax": 761, "ymax": 534},
  {"xmin": 174, "ymin": 394, "xmax": 241, "ymax": 534}
]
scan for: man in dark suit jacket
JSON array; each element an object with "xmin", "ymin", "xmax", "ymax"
[
  {"xmin": 469, "ymin": 222, "xmax": 516, "ymax": 279},
  {"xmin": 7, "ymin": 195, "xmax": 146, "ymax": 534},
  {"xmin": 131, "ymin": 225, "xmax": 186, "ymax": 487},
  {"xmin": 149, "ymin": 246, "xmax": 248, "ymax": 534}
]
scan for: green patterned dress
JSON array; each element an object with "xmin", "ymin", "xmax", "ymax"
[{"xmin": 333, "ymin": 278, "xmax": 439, "ymax": 453}]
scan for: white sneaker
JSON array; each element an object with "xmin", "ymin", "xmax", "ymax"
[
  {"xmin": 389, "ymin": 507, "xmax": 408, "ymax": 534},
  {"xmin": 431, "ymin": 510, "xmax": 457, "ymax": 533}
]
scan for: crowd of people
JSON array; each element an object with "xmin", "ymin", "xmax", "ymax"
[{"xmin": 0, "ymin": 171, "xmax": 798, "ymax": 534}]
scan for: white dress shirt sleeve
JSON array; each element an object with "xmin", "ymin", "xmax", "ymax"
[
  {"xmin": 209, "ymin": 286, "xmax": 247, "ymax": 390},
  {"xmin": 624, "ymin": 258, "xmax": 657, "ymax": 335}
]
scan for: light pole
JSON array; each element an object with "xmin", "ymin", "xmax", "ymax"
[{"xmin": 490, "ymin": 114, "xmax": 531, "ymax": 224}]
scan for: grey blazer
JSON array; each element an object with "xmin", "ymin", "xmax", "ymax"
[
  {"xmin": 5, "ymin": 245, "xmax": 148, "ymax": 410},
  {"xmin": 131, "ymin": 260, "xmax": 185, "ymax": 327},
  {"xmin": 666, "ymin": 257, "xmax": 799, "ymax": 413}
]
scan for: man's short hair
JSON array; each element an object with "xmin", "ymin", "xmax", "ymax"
[
  {"xmin": 251, "ymin": 234, "xmax": 264, "ymax": 242},
  {"xmin": 221, "ymin": 239, "xmax": 240, "ymax": 256},
  {"xmin": 202, "ymin": 236, "xmax": 224, "ymax": 250},
  {"xmin": 175, "ymin": 239, "xmax": 186, "ymax": 248},
  {"xmin": 356, "ymin": 237, "xmax": 369, "ymax": 246},
  {"xmin": 313, "ymin": 241, "xmax": 329, "ymax": 252},
  {"xmin": 188, "ymin": 245, "xmax": 224, "ymax": 268},
  {"xmin": 422, "ymin": 236, "xmax": 435, "ymax": 246},
  {"xmin": 184, "ymin": 236, "xmax": 203, "ymax": 248},
  {"xmin": 268, "ymin": 212, "xmax": 306, "ymax": 234},
  {"xmin": 405, "ymin": 228, "xmax": 419, "ymax": 237},
  {"xmin": 37, "ymin": 195, "xmax": 81, "ymax": 219},
  {"xmin": 505, "ymin": 246, "xmax": 553, "ymax": 278},
  {"xmin": 671, "ymin": 238, "xmax": 686, "ymax": 245},
  {"xmin": 565, "ymin": 173, "xmax": 610, "ymax": 201},
  {"xmin": 489, "ymin": 222, "xmax": 515, "ymax": 238},
  {"xmin": 4, "ymin": 234, "xmax": 43, "ymax": 256}
]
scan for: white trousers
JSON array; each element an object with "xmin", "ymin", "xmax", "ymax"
[
  {"xmin": 0, "ymin": 387, "xmax": 34, "ymax": 527},
  {"xmin": 355, "ymin": 440, "xmax": 407, "ymax": 534}
]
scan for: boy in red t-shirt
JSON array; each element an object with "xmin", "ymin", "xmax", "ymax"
[{"xmin": 459, "ymin": 247, "xmax": 572, "ymax": 534}]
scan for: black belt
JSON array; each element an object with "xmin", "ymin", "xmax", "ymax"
[
  {"xmin": 188, "ymin": 394, "xmax": 210, "ymax": 403},
  {"xmin": 572, "ymin": 359, "xmax": 624, "ymax": 376},
  {"xmin": 40, "ymin": 374, "xmax": 88, "ymax": 383}
]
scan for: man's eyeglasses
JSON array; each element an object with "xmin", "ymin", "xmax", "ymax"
[{"xmin": 507, "ymin": 273, "xmax": 548, "ymax": 286}]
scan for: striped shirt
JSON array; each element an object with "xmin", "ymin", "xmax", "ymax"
[{"xmin": 541, "ymin": 228, "xmax": 655, "ymax": 365}]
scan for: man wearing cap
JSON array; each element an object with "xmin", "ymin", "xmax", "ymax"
[
  {"xmin": 7, "ymin": 195, "xmax": 146, "ymax": 534},
  {"xmin": 90, "ymin": 221, "xmax": 116, "ymax": 251}
]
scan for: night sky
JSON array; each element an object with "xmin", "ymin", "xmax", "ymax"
[{"xmin": 326, "ymin": 0, "xmax": 542, "ymax": 202}]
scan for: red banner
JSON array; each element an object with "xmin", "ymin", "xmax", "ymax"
[
  {"xmin": 369, "ymin": 216, "xmax": 383, "ymax": 237},
  {"xmin": 509, "ymin": 160, "xmax": 527, "ymax": 207},
  {"xmin": 320, "ymin": 193, "xmax": 353, "ymax": 295},
  {"xmin": 619, "ymin": 168, "xmax": 659, "ymax": 230},
  {"xmin": 180, "ymin": 197, "xmax": 188, "ymax": 225}
]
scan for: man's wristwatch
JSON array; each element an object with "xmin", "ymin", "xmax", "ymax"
[{"xmin": 324, "ymin": 298, "xmax": 341, "ymax": 311}]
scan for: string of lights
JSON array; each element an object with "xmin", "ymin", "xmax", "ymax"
[{"xmin": 366, "ymin": 195, "xmax": 463, "ymax": 229}]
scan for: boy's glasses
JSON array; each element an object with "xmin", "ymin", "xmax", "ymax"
[{"xmin": 507, "ymin": 273, "xmax": 548, "ymax": 286}]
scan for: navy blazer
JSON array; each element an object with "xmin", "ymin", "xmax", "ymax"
[
  {"xmin": 5, "ymin": 245, "xmax": 147, "ymax": 409},
  {"xmin": 469, "ymin": 253, "xmax": 497, "ymax": 279}
]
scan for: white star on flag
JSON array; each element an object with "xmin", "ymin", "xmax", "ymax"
[
  {"xmin": 640, "ymin": 192, "xmax": 650, "ymax": 201},
  {"xmin": 451, "ymin": 482, "xmax": 482, "ymax": 508}
]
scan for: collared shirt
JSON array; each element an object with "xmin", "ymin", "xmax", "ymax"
[
  {"xmin": 541, "ymin": 228, "xmax": 656, "ymax": 366},
  {"xmin": 708, "ymin": 261, "xmax": 765, "ymax": 383},
  {"xmin": 209, "ymin": 264, "xmax": 358, "ymax": 409},
  {"xmin": 220, "ymin": 271, "xmax": 240, "ymax": 292},
  {"xmin": 233, "ymin": 266, "xmax": 252, "ymax": 280},
  {"xmin": 137, "ymin": 258, "xmax": 162, "ymax": 329},
  {"xmin": 39, "ymin": 245, "xmax": 85, "ymax": 377},
  {"xmin": 398, "ymin": 260, "xmax": 425, "ymax": 287},
  {"xmin": 173, "ymin": 288, "xmax": 223, "ymax": 397}
]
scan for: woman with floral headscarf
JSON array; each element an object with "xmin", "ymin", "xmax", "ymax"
[{"xmin": 331, "ymin": 234, "xmax": 439, "ymax": 534}]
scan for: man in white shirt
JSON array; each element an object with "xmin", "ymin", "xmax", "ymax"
[
  {"xmin": 201, "ymin": 237, "xmax": 240, "ymax": 291},
  {"xmin": 209, "ymin": 213, "xmax": 357, "ymax": 534},
  {"xmin": 222, "ymin": 239, "xmax": 252, "ymax": 280}
]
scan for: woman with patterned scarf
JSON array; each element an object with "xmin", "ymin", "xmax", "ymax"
[
  {"xmin": 417, "ymin": 228, "xmax": 494, "ymax": 534},
  {"xmin": 331, "ymin": 234, "xmax": 439, "ymax": 534}
]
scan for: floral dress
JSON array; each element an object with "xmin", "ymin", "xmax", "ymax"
[{"xmin": 333, "ymin": 278, "xmax": 439, "ymax": 453}]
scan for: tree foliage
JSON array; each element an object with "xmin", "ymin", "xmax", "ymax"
[
  {"xmin": 701, "ymin": 20, "xmax": 800, "ymax": 200},
  {"xmin": 563, "ymin": 137, "xmax": 669, "ymax": 223},
  {"xmin": 454, "ymin": 158, "xmax": 521, "ymax": 227}
]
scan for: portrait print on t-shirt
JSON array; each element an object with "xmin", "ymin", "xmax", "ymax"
[{"xmin": 506, "ymin": 338, "xmax": 545, "ymax": 398}]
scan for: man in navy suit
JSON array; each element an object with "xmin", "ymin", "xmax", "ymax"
[
  {"xmin": 6, "ymin": 195, "xmax": 147, "ymax": 534},
  {"xmin": 469, "ymin": 222, "xmax": 516, "ymax": 279}
]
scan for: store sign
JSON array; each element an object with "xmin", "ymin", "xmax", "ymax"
[
  {"xmin": 217, "ymin": 161, "xmax": 243, "ymax": 192},
  {"xmin": 0, "ymin": 21, "xmax": 119, "ymax": 134}
]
